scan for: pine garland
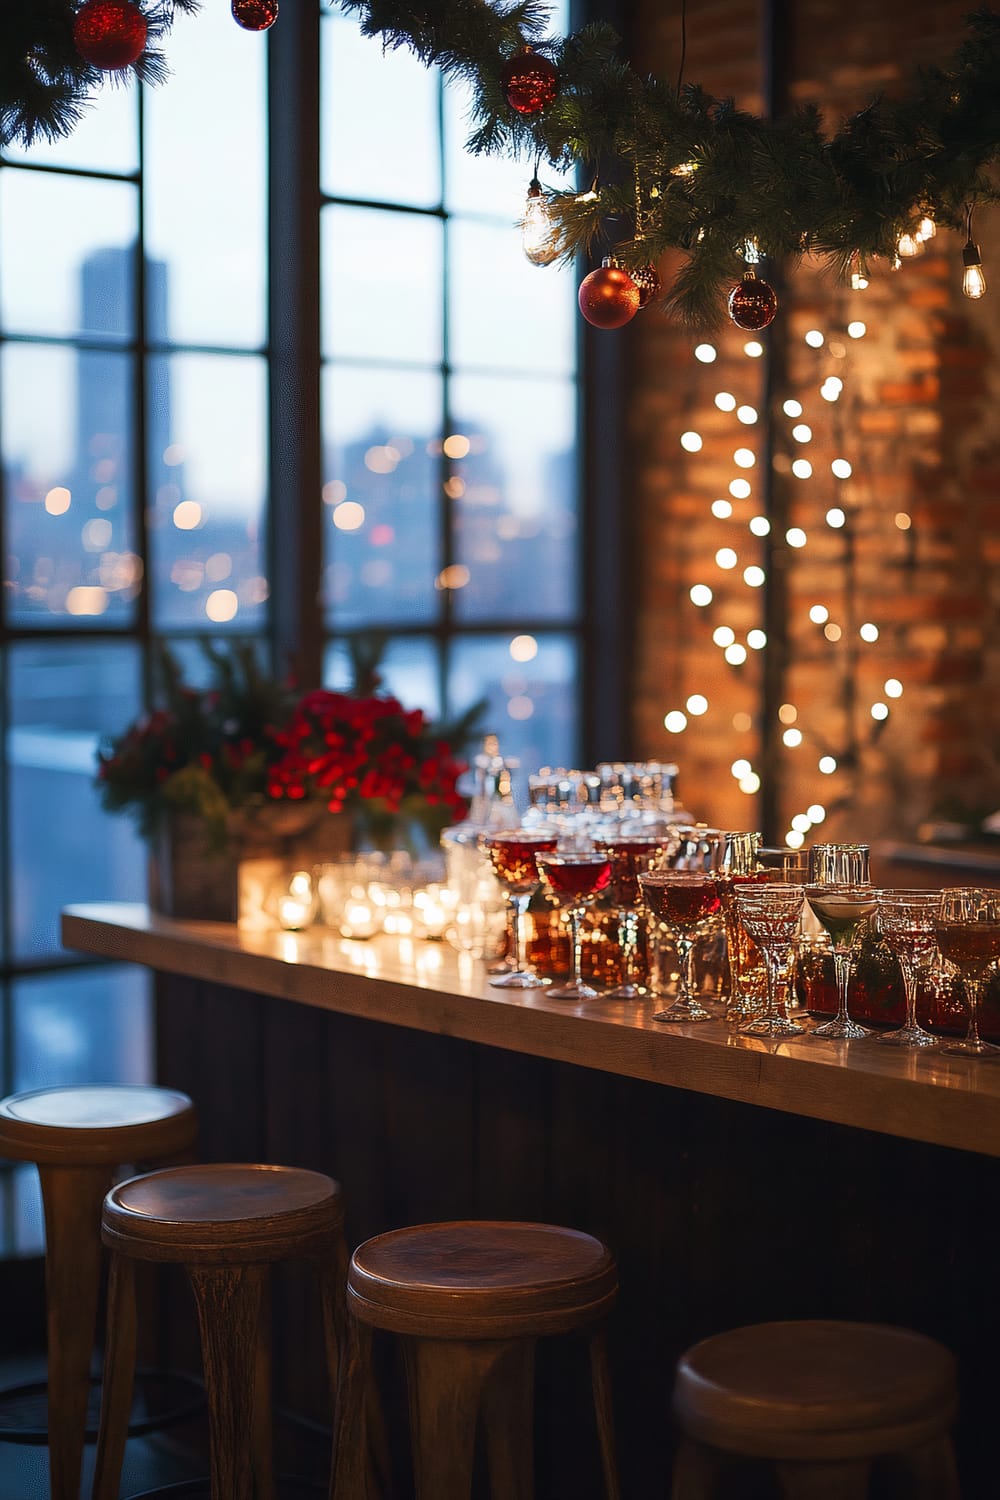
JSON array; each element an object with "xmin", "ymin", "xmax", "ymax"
[
  {"xmin": 0, "ymin": 1, "xmax": 199, "ymax": 151},
  {"xmin": 338, "ymin": 0, "xmax": 1000, "ymax": 327}
]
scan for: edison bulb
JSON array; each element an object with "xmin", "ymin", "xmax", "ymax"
[
  {"xmin": 896, "ymin": 232, "xmax": 922, "ymax": 258},
  {"xmin": 962, "ymin": 239, "xmax": 987, "ymax": 299},
  {"xmin": 918, "ymin": 215, "xmax": 936, "ymax": 241},
  {"xmin": 521, "ymin": 181, "xmax": 559, "ymax": 266}
]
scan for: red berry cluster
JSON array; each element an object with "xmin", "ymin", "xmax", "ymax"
[{"xmin": 267, "ymin": 689, "xmax": 467, "ymax": 823}]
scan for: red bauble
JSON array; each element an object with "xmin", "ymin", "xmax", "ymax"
[
  {"xmin": 73, "ymin": 0, "xmax": 147, "ymax": 71},
  {"xmin": 630, "ymin": 263, "xmax": 662, "ymax": 310},
  {"xmin": 232, "ymin": 0, "xmax": 279, "ymax": 30},
  {"xmin": 578, "ymin": 263, "xmax": 641, "ymax": 330},
  {"xmin": 500, "ymin": 46, "xmax": 559, "ymax": 116},
  {"xmin": 727, "ymin": 273, "xmax": 778, "ymax": 331}
]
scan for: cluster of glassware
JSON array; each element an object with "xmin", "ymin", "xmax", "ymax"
[{"xmin": 460, "ymin": 801, "xmax": 1000, "ymax": 1057}]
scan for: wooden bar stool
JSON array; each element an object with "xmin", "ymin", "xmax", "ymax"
[
  {"xmin": 331, "ymin": 1218, "xmax": 621, "ymax": 1500},
  {"xmin": 91, "ymin": 1161, "xmax": 346, "ymax": 1500},
  {"xmin": 0, "ymin": 1083, "xmax": 198, "ymax": 1500},
  {"xmin": 670, "ymin": 1319, "xmax": 960, "ymax": 1499}
]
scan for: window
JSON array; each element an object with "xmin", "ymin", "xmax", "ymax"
[{"xmin": 0, "ymin": 2, "xmax": 586, "ymax": 1251}]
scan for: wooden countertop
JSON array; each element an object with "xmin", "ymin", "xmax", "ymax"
[{"xmin": 62, "ymin": 902, "xmax": 1000, "ymax": 1160}]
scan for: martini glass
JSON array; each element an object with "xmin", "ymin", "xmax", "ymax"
[
  {"xmin": 732, "ymin": 882, "xmax": 806, "ymax": 1037},
  {"xmin": 482, "ymin": 831, "xmax": 557, "ymax": 989},
  {"xmin": 875, "ymin": 890, "xmax": 941, "ymax": 1048},
  {"xmin": 591, "ymin": 832, "xmax": 671, "ymax": 998},
  {"xmin": 935, "ymin": 887, "xmax": 1000, "ymax": 1057},
  {"xmin": 805, "ymin": 883, "xmax": 877, "ymax": 1039},
  {"xmin": 536, "ymin": 851, "xmax": 613, "ymax": 1000},
  {"xmin": 638, "ymin": 871, "xmax": 721, "ymax": 1023}
]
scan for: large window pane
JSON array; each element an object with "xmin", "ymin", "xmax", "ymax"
[
  {"xmin": 3, "ymin": 343, "xmax": 138, "ymax": 627},
  {"xmin": 0, "ymin": 172, "xmax": 137, "ymax": 341},
  {"xmin": 322, "ymin": 14, "xmax": 440, "ymax": 209},
  {"xmin": 448, "ymin": 219, "xmax": 575, "ymax": 375},
  {"xmin": 147, "ymin": 351, "xmax": 268, "ymax": 632},
  {"xmin": 1, "ymin": 79, "xmax": 139, "ymax": 176},
  {"xmin": 8, "ymin": 641, "xmax": 145, "ymax": 960},
  {"xmin": 144, "ymin": 3, "xmax": 266, "ymax": 348},
  {"xmin": 449, "ymin": 634, "xmax": 578, "ymax": 800},
  {"xmin": 12, "ymin": 966, "xmax": 152, "ymax": 1093},
  {"xmin": 322, "ymin": 205, "xmax": 443, "ymax": 365},
  {"xmin": 322, "ymin": 364, "xmax": 442, "ymax": 627},
  {"xmin": 450, "ymin": 372, "xmax": 577, "ymax": 622}
]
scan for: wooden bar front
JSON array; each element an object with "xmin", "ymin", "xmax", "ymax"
[{"xmin": 63, "ymin": 905, "xmax": 1000, "ymax": 1497}]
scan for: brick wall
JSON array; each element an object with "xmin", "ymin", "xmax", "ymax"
[{"xmin": 625, "ymin": 0, "xmax": 1000, "ymax": 844}]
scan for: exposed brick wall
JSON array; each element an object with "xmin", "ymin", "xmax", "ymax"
[{"xmin": 625, "ymin": 0, "xmax": 1000, "ymax": 843}]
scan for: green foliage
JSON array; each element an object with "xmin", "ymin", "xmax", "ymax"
[{"xmin": 336, "ymin": 0, "xmax": 1000, "ymax": 327}]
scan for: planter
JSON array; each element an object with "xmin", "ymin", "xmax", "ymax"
[{"xmin": 149, "ymin": 805, "xmax": 353, "ymax": 922}]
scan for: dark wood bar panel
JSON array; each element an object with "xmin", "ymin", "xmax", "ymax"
[{"xmin": 64, "ymin": 906, "xmax": 1000, "ymax": 1497}]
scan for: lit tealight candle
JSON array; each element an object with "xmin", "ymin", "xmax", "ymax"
[
  {"xmin": 339, "ymin": 899, "xmax": 379, "ymax": 940},
  {"xmin": 278, "ymin": 895, "xmax": 312, "ymax": 931}
]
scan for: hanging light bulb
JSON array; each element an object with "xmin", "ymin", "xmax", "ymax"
[
  {"xmin": 962, "ymin": 236, "xmax": 987, "ymax": 299},
  {"xmin": 849, "ymin": 251, "xmax": 869, "ymax": 291},
  {"xmin": 918, "ymin": 215, "xmax": 937, "ymax": 241},
  {"xmin": 896, "ymin": 230, "xmax": 923, "ymax": 258},
  {"xmin": 521, "ymin": 179, "xmax": 559, "ymax": 266}
]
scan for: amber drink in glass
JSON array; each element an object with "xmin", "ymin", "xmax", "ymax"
[
  {"xmin": 638, "ymin": 871, "xmax": 721, "ymax": 1023},
  {"xmin": 536, "ymin": 852, "xmax": 612, "ymax": 1000}
]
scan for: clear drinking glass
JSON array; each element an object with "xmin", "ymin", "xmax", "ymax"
[
  {"xmin": 935, "ymin": 887, "xmax": 1000, "ymax": 1057},
  {"xmin": 875, "ymin": 890, "xmax": 941, "ymax": 1049},
  {"xmin": 482, "ymin": 831, "xmax": 557, "ymax": 989},
  {"xmin": 638, "ymin": 871, "xmax": 721, "ymax": 1024},
  {"xmin": 712, "ymin": 831, "xmax": 765, "ymax": 1021},
  {"xmin": 731, "ymin": 883, "xmax": 806, "ymax": 1037},
  {"xmin": 536, "ymin": 850, "xmax": 613, "ymax": 1000},
  {"xmin": 805, "ymin": 883, "xmax": 878, "ymax": 1039},
  {"xmin": 807, "ymin": 843, "xmax": 871, "ymax": 885},
  {"xmin": 592, "ymin": 832, "xmax": 672, "ymax": 998}
]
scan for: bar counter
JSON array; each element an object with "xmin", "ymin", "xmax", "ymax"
[{"xmin": 62, "ymin": 903, "xmax": 1000, "ymax": 1497}]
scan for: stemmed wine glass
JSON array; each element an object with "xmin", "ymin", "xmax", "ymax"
[
  {"xmin": 637, "ymin": 871, "xmax": 721, "ymax": 1023},
  {"xmin": 712, "ymin": 830, "xmax": 766, "ymax": 1022},
  {"xmin": 481, "ymin": 831, "xmax": 557, "ymax": 989},
  {"xmin": 934, "ymin": 887, "xmax": 1000, "ymax": 1057},
  {"xmin": 536, "ymin": 850, "xmax": 613, "ymax": 1000},
  {"xmin": 731, "ymin": 883, "xmax": 806, "ymax": 1037},
  {"xmin": 591, "ymin": 832, "xmax": 671, "ymax": 998},
  {"xmin": 804, "ymin": 883, "xmax": 877, "ymax": 1039},
  {"xmin": 875, "ymin": 890, "xmax": 942, "ymax": 1049}
]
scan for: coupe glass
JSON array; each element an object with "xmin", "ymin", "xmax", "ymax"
[
  {"xmin": 536, "ymin": 850, "xmax": 613, "ymax": 1000},
  {"xmin": 875, "ymin": 890, "xmax": 941, "ymax": 1048},
  {"xmin": 805, "ymin": 883, "xmax": 877, "ymax": 1039},
  {"xmin": 731, "ymin": 883, "xmax": 806, "ymax": 1037},
  {"xmin": 592, "ymin": 832, "xmax": 671, "ymax": 998},
  {"xmin": 482, "ymin": 831, "xmax": 557, "ymax": 989},
  {"xmin": 934, "ymin": 887, "xmax": 1000, "ymax": 1057},
  {"xmin": 638, "ymin": 870, "xmax": 721, "ymax": 1023}
]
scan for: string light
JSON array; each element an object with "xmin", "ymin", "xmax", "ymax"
[
  {"xmin": 689, "ymin": 584, "xmax": 713, "ymax": 605},
  {"xmin": 681, "ymin": 430, "xmax": 703, "ymax": 451},
  {"xmin": 715, "ymin": 391, "xmax": 737, "ymax": 411},
  {"xmin": 850, "ymin": 251, "xmax": 869, "ymax": 290},
  {"xmin": 729, "ymin": 478, "xmax": 752, "ymax": 499},
  {"xmin": 791, "ymin": 458, "xmax": 812, "ymax": 478},
  {"xmin": 694, "ymin": 343, "xmax": 717, "ymax": 362},
  {"xmin": 715, "ymin": 547, "xmax": 738, "ymax": 569},
  {"xmin": 783, "ymin": 398, "xmax": 803, "ymax": 417},
  {"xmin": 748, "ymin": 516, "xmax": 770, "ymax": 536},
  {"xmin": 831, "ymin": 458, "xmax": 852, "ymax": 477},
  {"xmin": 783, "ymin": 728, "xmax": 803, "ymax": 747},
  {"xmin": 896, "ymin": 230, "xmax": 923, "ymax": 258},
  {"xmin": 791, "ymin": 423, "xmax": 813, "ymax": 443},
  {"xmin": 786, "ymin": 527, "xmax": 807, "ymax": 547},
  {"xmin": 724, "ymin": 643, "xmax": 748, "ymax": 665},
  {"xmin": 713, "ymin": 626, "xmax": 736, "ymax": 647},
  {"xmin": 818, "ymin": 756, "xmax": 837, "ymax": 774},
  {"xmin": 825, "ymin": 507, "xmax": 846, "ymax": 528},
  {"xmin": 733, "ymin": 447, "xmax": 755, "ymax": 468},
  {"xmin": 743, "ymin": 566, "xmax": 766, "ymax": 587},
  {"xmin": 743, "ymin": 341, "xmax": 764, "ymax": 358},
  {"xmin": 809, "ymin": 604, "xmax": 829, "ymax": 624},
  {"xmin": 962, "ymin": 207, "xmax": 987, "ymax": 299},
  {"xmin": 859, "ymin": 622, "xmax": 879, "ymax": 641},
  {"xmin": 918, "ymin": 215, "xmax": 937, "ymax": 241},
  {"xmin": 807, "ymin": 803, "xmax": 826, "ymax": 823},
  {"xmin": 884, "ymin": 678, "xmax": 903, "ymax": 698},
  {"xmin": 847, "ymin": 320, "xmax": 867, "ymax": 338},
  {"xmin": 736, "ymin": 405, "xmax": 758, "ymax": 424},
  {"xmin": 711, "ymin": 499, "xmax": 733, "ymax": 518},
  {"xmin": 871, "ymin": 701, "xmax": 889, "ymax": 721},
  {"xmin": 664, "ymin": 710, "xmax": 688, "ymax": 733},
  {"xmin": 686, "ymin": 694, "xmax": 709, "ymax": 715},
  {"xmin": 731, "ymin": 758, "xmax": 752, "ymax": 778},
  {"xmin": 804, "ymin": 329, "xmax": 824, "ymax": 348}
]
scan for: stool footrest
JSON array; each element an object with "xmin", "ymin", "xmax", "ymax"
[{"xmin": 0, "ymin": 1368, "xmax": 205, "ymax": 1446}]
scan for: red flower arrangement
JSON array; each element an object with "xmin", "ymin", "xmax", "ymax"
[{"xmin": 96, "ymin": 640, "xmax": 478, "ymax": 852}]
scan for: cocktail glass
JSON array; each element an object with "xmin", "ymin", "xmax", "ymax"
[
  {"xmin": 805, "ymin": 883, "xmax": 877, "ymax": 1039},
  {"xmin": 935, "ymin": 887, "xmax": 1000, "ymax": 1057},
  {"xmin": 875, "ymin": 890, "xmax": 941, "ymax": 1048},
  {"xmin": 536, "ymin": 851, "xmax": 613, "ymax": 1000},
  {"xmin": 638, "ymin": 871, "xmax": 721, "ymax": 1023},
  {"xmin": 482, "ymin": 831, "xmax": 557, "ymax": 989},
  {"xmin": 732, "ymin": 882, "xmax": 806, "ymax": 1037}
]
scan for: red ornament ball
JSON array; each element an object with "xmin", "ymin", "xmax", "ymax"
[
  {"xmin": 728, "ymin": 273, "xmax": 778, "ymax": 331},
  {"xmin": 630, "ymin": 263, "xmax": 662, "ymax": 310},
  {"xmin": 232, "ymin": 0, "xmax": 279, "ymax": 30},
  {"xmin": 500, "ymin": 46, "xmax": 559, "ymax": 116},
  {"xmin": 578, "ymin": 264, "xmax": 641, "ymax": 330},
  {"xmin": 73, "ymin": 0, "xmax": 147, "ymax": 71}
]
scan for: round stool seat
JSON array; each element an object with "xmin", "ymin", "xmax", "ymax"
[
  {"xmin": 348, "ymin": 1219, "xmax": 618, "ymax": 1339},
  {"xmin": 0, "ymin": 1085, "xmax": 197, "ymax": 1166},
  {"xmin": 101, "ymin": 1162, "xmax": 344, "ymax": 1264},
  {"xmin": 674, "ymin": 1320, "xmax": 958, "ymax": 1462}
]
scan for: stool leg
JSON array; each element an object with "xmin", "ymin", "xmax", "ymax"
[
  {"xmin": 889, "ymin": 1436, "xmax": 961, "ymax": 1499},
  {"xmin": 253, "ymin": 1272, "xmax": 275, "ymax": 1495},
  {"xmin": 188, "ymin": 1262, "xmax": 270, "ymax": 1500},
  {"xmin": 329, "ymin": 1308, "xmax": 374, "ymax": 1500},
  {"xmin": 481, "ymin": 1339, "xmax": 536, "ymax": 1499},
  {"xmin": 38, "ymin": 1162, "xmax": 114, "ymax": 1500},
  {"xmin": 776, "ymin": 1459, "xmax": 871, "ymax": 1498},
  {"xmin": 402, "ymin": 1336, "xmax": 512, "ymax": 1500},
  {"xmin": 92, "ymin": 1251, "xmax": 138, "ymax": 1500},
  {"xmin": 671, "ymin": 1437, "xmax": 728, "ymax": 1499},
  {"xmin": 588, "ymin": 1324, "xmax": 621, "ymax": 1500}
]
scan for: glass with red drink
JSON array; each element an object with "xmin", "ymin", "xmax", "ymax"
[
  {"xmin": 638, "ymin": 870, "xmax": 721, "ymax": 1023},
  {"xmin": 934, "ymin": 887, "xmax": 1000, "ymax": 1056},
  {"xmin": 536, "ymin": 851, "xmax": 613, "ymax": 1000},
  {"xmin": 482, "ymin": 831, "xmax": 558, "ymax": 989},
  {"xmin": 592, "ymin": 833, "xmax": 671, "ymax": 998}
]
